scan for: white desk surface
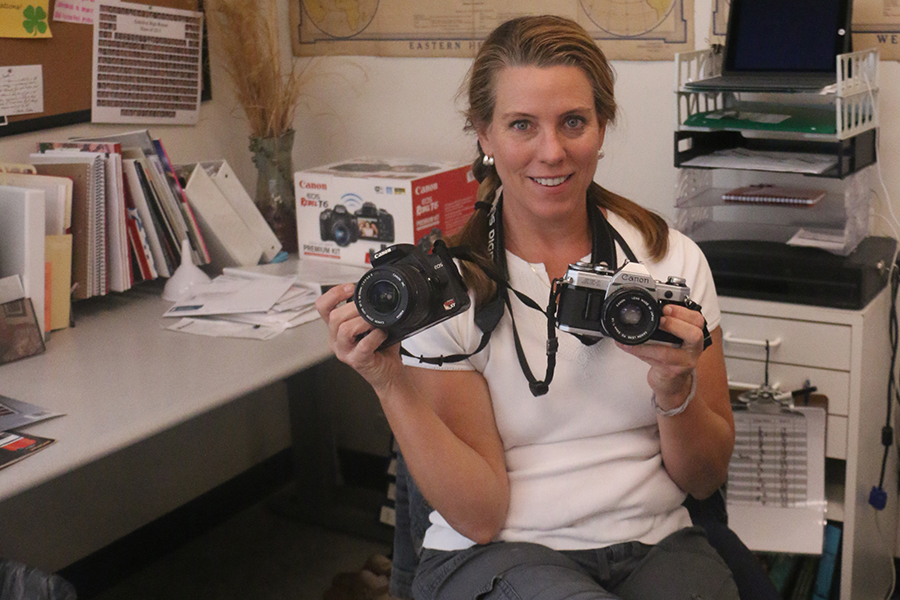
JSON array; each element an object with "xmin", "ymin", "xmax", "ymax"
[{"xmin": 0, "ymin": 278, "xmax": 334, "ymax": 503}]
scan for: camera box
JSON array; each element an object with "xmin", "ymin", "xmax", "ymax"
[{"xmin": 294, "ymin": 158, "xmax": 478, "ymax": 267}]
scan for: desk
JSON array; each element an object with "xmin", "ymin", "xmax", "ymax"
[
  {"xmin": 0, "ymin": 273, "xmax": 352, "ymax": 572},
  {"xmin": 0, "ymin": 279, "xmax": 332, "ymax": 503}
]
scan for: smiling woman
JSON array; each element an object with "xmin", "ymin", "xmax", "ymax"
[
  {"xmin": 315, "ymin": 14, "xmax": 738, "ymax": 600},
  {"xmin": 474, "ymin": 64, "xmax": 605, "ymax": 274}
]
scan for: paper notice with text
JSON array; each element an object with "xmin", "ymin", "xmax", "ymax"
[
  {"xmin": 0, "ymin": 65, "xmax": 43, "ymax": 118},
  {"xmin": 53, "ymin": 0, "xmax": 96, "ymax": 25},
  {"xmin": 91, "ymin": 0, "xmax": 203, "ymax": 125},
  {"xmin": 291, "ymin": 0, "xmax": 693, "ymax": 61}
]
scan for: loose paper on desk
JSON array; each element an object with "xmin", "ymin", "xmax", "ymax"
[
  {"xmin": 164, "ymin": 273, "xmax": 294, "ymax": 317},
  {"xmin": 0, "ymin": 395, "xmax": 64, "ymax": 432},
  {"xmin": 163, "ymin": 271, "xmax": 321, "ymax": 339}
]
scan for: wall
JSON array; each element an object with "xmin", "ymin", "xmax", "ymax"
[{"xmin": 3, "ymin": 0, "xmax": 899, "ymax": 226}]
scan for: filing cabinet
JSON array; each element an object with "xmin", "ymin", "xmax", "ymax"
[{"xmin": 718, "ymin": 288, "xmax": 895, "ymax": 600}]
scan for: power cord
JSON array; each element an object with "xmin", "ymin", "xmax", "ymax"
[
  {"xmin": 860, "ymin": 66, "xmax": 900, "ymax": 511},
  {"xmin": 870, "ymin": 258, "xmax": 900, "ymax": 510}
]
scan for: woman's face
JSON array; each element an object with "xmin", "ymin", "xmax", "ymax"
[{"xmin": 477, "ymin": 64, "xmax": 606, "ymax": 223}]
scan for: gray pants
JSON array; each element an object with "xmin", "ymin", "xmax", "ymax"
[{"xmin": 412, "ymin": 526, "xmax": 740, "ymax": 600}]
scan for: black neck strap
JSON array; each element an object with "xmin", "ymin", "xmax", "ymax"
[{"xmin": 401, "ymin": 193, "xmax": 638, "ymax": 397}]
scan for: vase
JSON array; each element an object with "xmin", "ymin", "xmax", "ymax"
[{"xmin": 250, "ymin": 129, "xmax": 298, "ymax": 253}]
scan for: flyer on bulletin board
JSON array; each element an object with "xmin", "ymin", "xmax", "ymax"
[{"xmin": 0, "ymin": 1, "xmax": 52, "ymax": 38}]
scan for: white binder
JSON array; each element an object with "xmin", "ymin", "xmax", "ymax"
[{"xmin": 0, "ymin": 186, "xmax": 46, "ymax": 336}]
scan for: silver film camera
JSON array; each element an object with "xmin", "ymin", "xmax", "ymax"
[{"xmin": 555, "ymin": 261, "xmax": 701, "ymax": 346}]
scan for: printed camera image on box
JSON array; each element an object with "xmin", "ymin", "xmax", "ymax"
[{"xmin": 295, "ymin": 158, "xmax": 478, "ymax": 267}]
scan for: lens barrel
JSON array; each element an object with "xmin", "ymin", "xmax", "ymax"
[
  {"xmin": 600, "ymin": 287, "xmax": 660, "ymax": 345},
  {"xmin": 356, "ymin": 263, "xmax": 433, "ymax": 329}
]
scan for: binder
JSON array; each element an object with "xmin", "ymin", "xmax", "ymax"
[
  {"xmin": 0, "ymin": 172, "xmax": 72, "ymax": 235},
  {"xmin": 722, "ymin": 184, "xmax": 826, "ymax": 206},
  {"xmin": 204, "ymin": 161, "xmax": 282, "ymax": 262},
  {"xmin": 45, "ymin": 234, "xmax": 73, "ymax": 330},
  {"xmin": 179, "ymin": 163, "xmax": 264, "ymax": 272},
  {"xmin": 812, "ymin": 522, "xmax": 842, "ymax": 600},
  {"xmin": 125, "ymin": 209, "xmax": 158, "ymax": 281},
  {"xmin": 31, "ymin": 155, "xmax": 107, "ymax": 300},
  {"xmin": 0, "ymin": 186, "xmax": 46, "ymax": 336}
]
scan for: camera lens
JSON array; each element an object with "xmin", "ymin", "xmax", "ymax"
[
  {"xmin": 332, "ymin": 223, "xmax": 353, "ymax": 247},
  {"xmin": 600, "ymin": 287, "xmax": 660, "ymax": 345},
  {"xmin": 366, "ymin": 280, "xmax": 401, "ymax": 315},
  {"xmin": 355, "ymin": 264, "xmax": 432, "ymax": 329}
]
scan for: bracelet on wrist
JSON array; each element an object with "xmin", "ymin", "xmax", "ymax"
[{"xmin": 651, "ymin": 370, "xmax": 696, "ymax": 417}]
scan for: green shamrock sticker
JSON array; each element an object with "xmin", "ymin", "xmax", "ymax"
[{"xmin": 23, "ymin": 5, "xmax": 49, "ymax": 36}]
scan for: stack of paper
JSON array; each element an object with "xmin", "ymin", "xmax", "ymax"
[
  {"xmin": 162, "ymin": 270, "xmax": 322, "ymax": 340},
  {"xmin": 0, "ymin": 169, "xmax": 73, "ymax": 331}
]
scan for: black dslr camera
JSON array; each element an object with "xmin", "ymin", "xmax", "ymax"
[
  {"xmin": 555, "ymin": 261, "xmax": 701, "ymax": 346},
  {"xmin": 319, "ymin": 205, "xmax": 358, "ymax": 247},
  {"xmin": 354, "ymin": 241, "xmax": 470, "ymax": 348},
  {"xmin": 355, "ymin": 202, "xmax": 395, "ymax": 243}
]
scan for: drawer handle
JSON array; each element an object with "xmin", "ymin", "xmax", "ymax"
[
  {"xmin": 728, "ymin": 380, "xmax": 782, "ymax": 391},
  {"xmin": 723, "ymin": 333, "xmax": 782, "ymax": 349}
]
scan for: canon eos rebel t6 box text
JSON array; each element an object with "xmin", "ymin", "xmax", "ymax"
[{"xmin": 295, "ymin": 158, "xmax": 478, "ymax": 267}]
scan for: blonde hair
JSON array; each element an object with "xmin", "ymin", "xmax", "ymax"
[{"xmin": 452, "ymin": 15, "xmax": 669, "ymax": 307}]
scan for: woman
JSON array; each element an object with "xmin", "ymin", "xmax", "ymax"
[{"xmin": 316, "ymin": 15, "xmax": 737, "ymax": 600}]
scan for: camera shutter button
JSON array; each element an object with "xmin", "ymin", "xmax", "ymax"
[{"xmin": 666, "ymin": 276, "xmax": 686, "ymax": 286}]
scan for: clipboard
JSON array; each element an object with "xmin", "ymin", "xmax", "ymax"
[{"xmin": 725, "ymin": 387, "xmax": 827, "ymax": 554}]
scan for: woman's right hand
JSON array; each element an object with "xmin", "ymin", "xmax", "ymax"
[{"xmin": 314, "ymin": 282, "xmax": 402, "ymax": 391}]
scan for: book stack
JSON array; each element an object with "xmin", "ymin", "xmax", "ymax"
[
  {"xmin": 723, "ymin": 184, "xmax": 827, "ymax": 206},
  {"xmin": 25, "ymin": 130, "xmax": 211, "ymax": 302}
]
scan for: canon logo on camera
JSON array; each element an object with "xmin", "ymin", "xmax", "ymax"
[{"xmin": 620, "ymin": 273, "xmax": 652, "ymax": 284}]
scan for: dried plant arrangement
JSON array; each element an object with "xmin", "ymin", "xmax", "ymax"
[{"xmin": 204, "ymin": 0, "xmax": 305, "ymax": 139}]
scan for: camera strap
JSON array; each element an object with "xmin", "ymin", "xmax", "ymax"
[{"xmin": 399, "ymin": 193, "xmax": 640, "ymax": 397}]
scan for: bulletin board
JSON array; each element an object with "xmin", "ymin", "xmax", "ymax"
[{"xmin": 0, "ymin": 0, "xmax": 199, "ymax": 138}]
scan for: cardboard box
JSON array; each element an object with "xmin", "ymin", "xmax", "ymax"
[{"xmin": 295, "ymin": 158, "xmax": 478, "ymax": 267}]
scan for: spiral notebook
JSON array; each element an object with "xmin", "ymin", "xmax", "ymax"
[{"xmin": 723, "ymin": 184, "xmax": 826, "ymax": 206}]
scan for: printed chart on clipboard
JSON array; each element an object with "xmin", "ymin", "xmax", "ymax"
[{"xmin": 726, "ymin": 404, "xmax": 827, "ymax": 554}]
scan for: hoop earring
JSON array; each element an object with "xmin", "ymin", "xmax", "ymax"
[
  {"xmin": 482, "ymin": 154, "xmax": 494, "ymax": 167},
  {"xmin": 598, "ymin": 149, "xmax": 605, "ymax": 160}
]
